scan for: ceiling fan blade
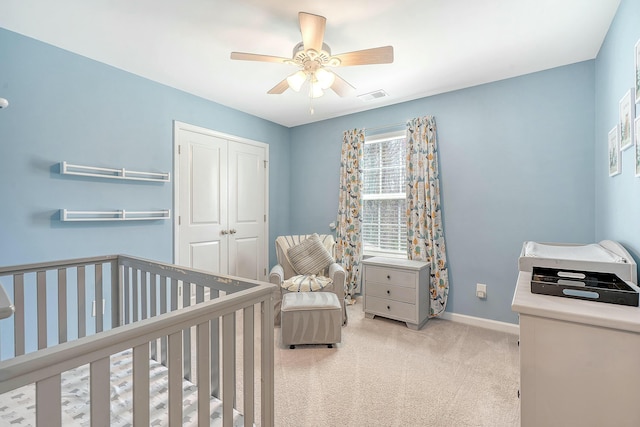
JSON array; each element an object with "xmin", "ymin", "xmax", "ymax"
[
  {"xmin": 333, "ymin": 46, "xmax": 394, "ymax": 67},
  {"xmin": 267, "ymin": 78, "xmax": 290, "ymax": 94},
  {"xmin": 299, "ymin": 12, "xmax": 326, "ymax": 52},
  {"xmin": 230, "ymin": 52, "xmax": 290, "ymax": 63},
  {"xmin": 330, "ymin": 73, "xmax": 356, "ymax": 97}
]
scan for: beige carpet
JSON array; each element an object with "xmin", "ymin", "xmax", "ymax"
[{"xmin": 272, "ymin": 301, "xmax": 520, "ymax": 427}]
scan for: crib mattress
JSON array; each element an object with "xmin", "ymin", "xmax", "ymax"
[{"xmin": 0, "ymin": 349, "xmax": 243, "ymax": 427}]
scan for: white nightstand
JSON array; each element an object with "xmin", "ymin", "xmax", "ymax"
[{"xmin": 362, "ymin": 257, "xmax": 430, "ymax": 330}]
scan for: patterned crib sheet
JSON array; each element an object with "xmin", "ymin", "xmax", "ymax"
[{"xmin": 0, "ymin": 349, "xmax": 244, "ymax": 426}]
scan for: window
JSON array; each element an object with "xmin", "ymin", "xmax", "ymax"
[{"xmin": 362, "ymin": 131, "xmax": 407, "ymax": 257}]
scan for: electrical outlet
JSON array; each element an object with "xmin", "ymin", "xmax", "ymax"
[{"xmin": 476, "ymin": 283, "xmax": 487, "ymax": 299}]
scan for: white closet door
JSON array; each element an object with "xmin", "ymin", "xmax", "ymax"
[
  {"xmin": 175, "ymin": 122, "xmax": 268, "ymax": 282},
  {"xmin": 177, "ymin": 129, "xmax": 228, "ymax": 275},
  {"xmin": 228, "ymin": 141, "xmax": 266, "ymax": 280}
]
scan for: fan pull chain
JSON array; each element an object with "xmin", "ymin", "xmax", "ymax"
[{"xmin": 309, "ymin": 80, "xmax": 315, "ymax": 114}]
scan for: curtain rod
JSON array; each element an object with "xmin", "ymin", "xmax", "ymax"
[{"xmin": 364, "ymin": 121, "xmax": 407, "ymax": 134}]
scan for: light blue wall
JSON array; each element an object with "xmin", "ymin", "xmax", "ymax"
[
  {"xmin": 0, "ymin": 28, "xmax": 290, "ymax": 268},
  {"xmin": 3, "ymin": 7, "xmax": 630, "ymax": 328},
  {"xmin": 595, "ymin": 0, "xmax": 640, "ymax": 263},
  {"xmin": 290, "ymin": 62, "xmax": 596, "ymax": 323}
]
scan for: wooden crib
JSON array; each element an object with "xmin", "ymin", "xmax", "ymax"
[{"xmin": 0, "ymin": 255, "xmax": 276, "ymax": 426}]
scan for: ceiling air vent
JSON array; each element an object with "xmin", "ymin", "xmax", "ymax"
[{"xmin": 358, "ymin": 90, "xmax": 388, "ymax": 102}]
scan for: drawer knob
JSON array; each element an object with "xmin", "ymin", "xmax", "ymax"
[
  {"xmin": 386, "ymin": 290, "xmax": 391, "ymax": 295},
  {"xmin": 387, "ymin": 305, "xmax": 390, "ymax": 310},
  {"xmin": 386, "ymin": 275, "xmax": 391, "ymax": 280}
]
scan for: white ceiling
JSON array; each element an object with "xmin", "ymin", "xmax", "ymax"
[{"xmin": 0, "ymin": 0, "xmax": 620, "ymax": 128}]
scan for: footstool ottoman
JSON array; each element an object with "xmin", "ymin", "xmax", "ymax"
[{"xmin": 281, "ymin": 291, "xmax": 342, "ymax": 349}]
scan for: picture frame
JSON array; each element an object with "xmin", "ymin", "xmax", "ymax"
[
  {"xmin": 608, "ymin": 126, "xmax": 621, "ymax": 176},
  {"xmin": 619, "ymin": 89, "xmax": 633, "ymax": 150},
  {"xmin": 636, "ymin": 39, "xmax": 640, "ymax": 104},
  {"xmin": 635, "ymin": 116, "xmax": 640, "ymax": 177}
]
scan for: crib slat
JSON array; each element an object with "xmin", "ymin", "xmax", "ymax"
[
  {"xmin": 37, "ymin": 271, "xmax": 47, "ymax": 350},
  {"xmin": 210, "ymin": 318, "xmax": 220, "ymax": 397},
  {"xmin": 170, "ymin": 278, "xmax": 178, "ymax": 312},
  {"xmin": 230, "ymin": 312, "xmax": 237, "ymax": 407},
  {"xmin": 141, "ymin": 271, "xmax": 148, "ymax": 320},
  {"xmin": 243, "ymin": 305, "xmax": 255, "ymax": 426},
  {"xmin": 182, "ymin": 280, "xmax": 191, "ymax": 307},
  {"xmin": 209, "ymin": 289, "xmax": 220, "ymax": 399},
  {"xmin": 78, "ymin": 266, "xmax": 86, "ymax": 339},
  {"xmin": 95, "ymin": 264, "xmax": 103, "ymax": 333},
  {"xmin": 196, "ymin": 285, "xmax": 204, "ymax": 304},
  {"xmin": 261, "ymin": 297, "xmax": 275, "ymax": 427},
  {"xmin": 183, "ymin": 282, "xmax": 191, "ymax": 382},
  {"xmin": 168, "ymin": 331, "xmax": 183, "ymax": 426},
  {"xmin": 124, "ymin": 267, "xmax": 130, "ymax": 325},
  {"xmin": 90, "ymin": 356, "xmax": 110, "ymax": 426},
  {"xmin": 150, "ymin": 273, "xmax": 157, "ymax": 360},
  {"xmin": 197, "ymin": 321, "xmax": 211, "ymax": 426},
  {"xmin": 36, "ymin": 374, "xmax": 61, "ymax": 427},
  {"xmin": 210, "ymin": 289, "xmax": 220, "ymax": 398},
  {"xmin": 132, "ymin": 267, "xmax": 139, "ymax": 322},
  {"xmin": 14, "ymin": 273, "xmax": 25, "ymax": 356},
  {"xmin": 133, "ymin": 344, "xmax": 150, "ymax": 426},
  {"xmin": 222, "ymin": 312, "xmax": 235, "ymax": 427},
  {"xmin": 160, "ymin": 276, "xmax": 167, "ymax": 365},
  {"xmin": 160, "ymin": 276, "xmax": 167, "ymax": 315},
  {"xmin": 111, "ymin": 260, "xmax": 120, "ymax": 329},
  {"xmin": 58, "ymin": 268, "xmax": 68, "ymax": 344}
]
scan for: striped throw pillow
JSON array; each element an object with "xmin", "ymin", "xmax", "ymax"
[{"xmin": 287, "ymin": 233, "xmax": 334, "ymax": 275}]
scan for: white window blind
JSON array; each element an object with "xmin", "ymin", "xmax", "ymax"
[{"xmin": 362, "ymin": 131, "xmax": 407, "ymax": 256}]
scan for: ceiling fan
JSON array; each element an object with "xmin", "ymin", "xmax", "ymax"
[{"xmin": 230, "ymin": 12, "xmax": 394, "ymax": 99}]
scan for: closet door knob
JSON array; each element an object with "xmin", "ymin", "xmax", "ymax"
[
  {"xmin": 221, "ymin": 230, "xmax": 229, "ymax": 235},
  {"xmin": 230, "ymin": 229, "xmax": 237, "ymax": 234}
]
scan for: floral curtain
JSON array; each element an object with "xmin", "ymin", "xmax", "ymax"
[
  {"xmin": 406, "ymin": 116, "xmax": 449, "ymax": 316},
  {"xmin": 335, "ymin": 128, "xmax": 365, "ymax": 298}
]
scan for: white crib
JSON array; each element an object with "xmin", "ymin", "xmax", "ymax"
[{"xmin": 0, "ymin": 255, "xmax": 276, "ymax": 426}]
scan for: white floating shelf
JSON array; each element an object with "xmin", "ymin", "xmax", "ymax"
[
  {"xmin": 61, "ymin": 209, "xmax": 171, "ymax": 222},
  {"xmin": 61, "ymin": 161, "xmax": 170, "ymax": 182}
]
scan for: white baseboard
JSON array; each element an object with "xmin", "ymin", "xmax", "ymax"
[{"xmin": 438, "ymin": 312, "xmax": 519, "ymax": 335}]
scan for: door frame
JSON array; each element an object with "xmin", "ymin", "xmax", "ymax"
[{"xmin": 173, "ymin": 120, "xmax": 269, "ymax": 275}]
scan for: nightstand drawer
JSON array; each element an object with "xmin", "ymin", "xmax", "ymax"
[
  {"xmin": 365, "ymin": 266, "xmax": 416, "ymax": 288},
  {"xmin": 366, "ymin": 282, "xmax": 414, "ymax": 304},
  {"xmin": 365, "ymin": 295, "xmax": 414, "ymax": 322}
]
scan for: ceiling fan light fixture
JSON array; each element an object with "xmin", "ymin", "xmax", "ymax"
[
  {"xmin": 286, "ymin": 70, "xmax": 307, "ymax": 92},
  {"xmin": 230, "ymin": 12, "xmax": 394, "ymax": 102},
  {"xmin": 315, "ymin": 68, "xmax": 335, "ymax": 90}
]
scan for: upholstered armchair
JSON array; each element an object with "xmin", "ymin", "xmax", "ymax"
[{"xmin": 270, "ymin": 234, "xmax": 347, "ymax": 326}]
